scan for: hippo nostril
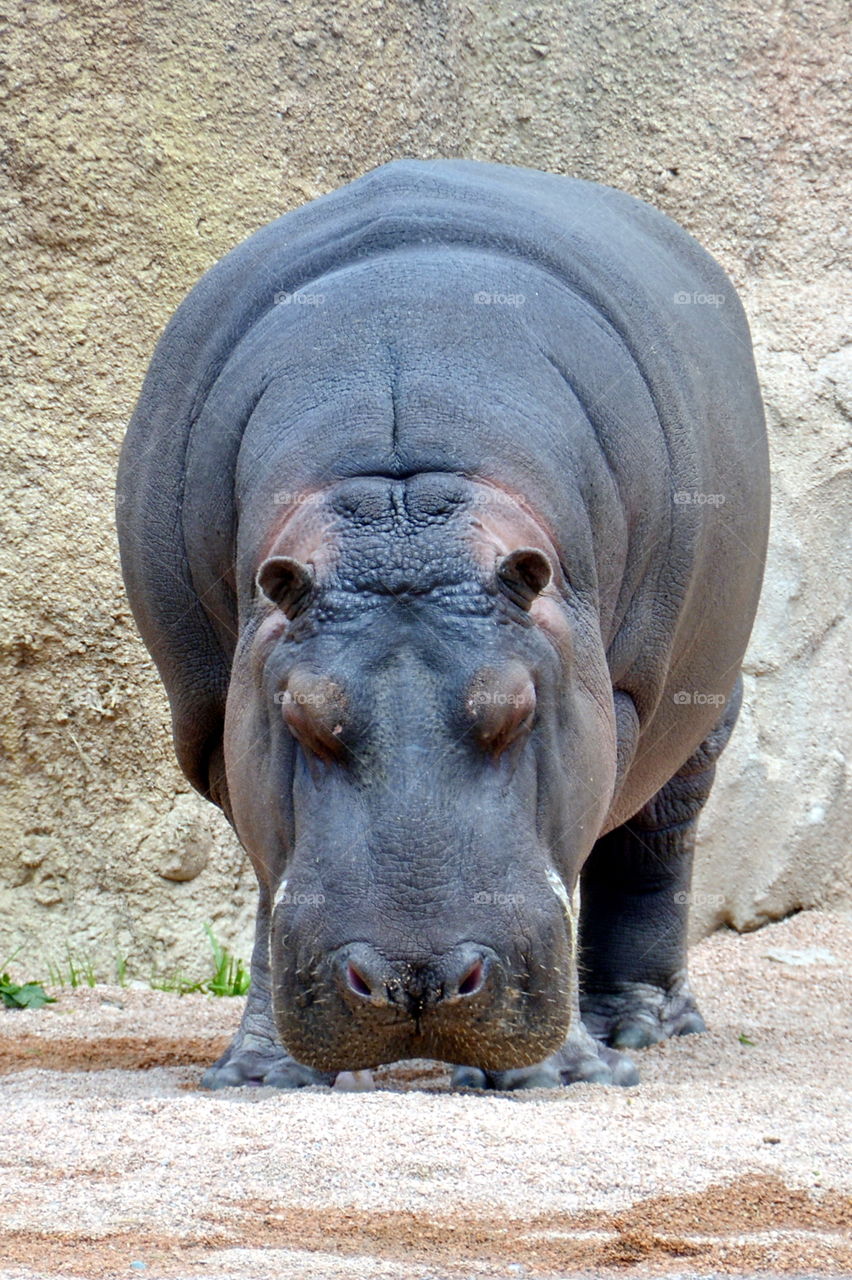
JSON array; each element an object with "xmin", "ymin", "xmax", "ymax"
[
  {"xmin": 336, "ymin": 944, "xmax": 400, "ymax": 1007},
  {"xmin": 346, "ymin": 962, "xmax": 374, "ymax": 999},
  {"xmin": 456, "ymin": 958, "xmax": 485, "ymax": 997},
  {"xmin": 450, "ymin": 952, "xmax": 483, "ymax": 998}
]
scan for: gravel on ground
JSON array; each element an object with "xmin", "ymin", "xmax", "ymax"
[{"xmin": 1, "ymin": 908, "xmax": 849, "ymax": 1280}]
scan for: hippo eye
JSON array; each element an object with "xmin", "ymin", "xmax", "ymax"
[
  {"xmin": 279, "ymin": 673, "xmax": 348, "ymax": 764},
  {"xmin": 466, "ymin": 666, "xmax": 537, "ymax": 757}
]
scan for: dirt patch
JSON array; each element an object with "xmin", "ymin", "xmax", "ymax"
[
  {"xmin": 0, "ymin": 1032, "xmax": 229, "ymax": 1074},
  {"xmin": 240, "ymin": 1174, "xmax": 852, "ymax": 1271},
  {"xmin": 0, "ymin": 1175, "xmax": 849, "ymax": 1278}
]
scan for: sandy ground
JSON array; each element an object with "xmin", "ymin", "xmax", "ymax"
[{"xmin": 0, "ymin": 909, "xmax": 850, "ymax": 1280}]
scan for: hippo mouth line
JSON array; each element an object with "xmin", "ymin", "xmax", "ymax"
[{"xmin": 278, "ymin": 1018, "xmax": 573, "ymax": 1074}]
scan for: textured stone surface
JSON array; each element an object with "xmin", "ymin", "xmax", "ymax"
[{"xmin": 1, "ymin": 0, "xmax": 848, "ymax": 979}]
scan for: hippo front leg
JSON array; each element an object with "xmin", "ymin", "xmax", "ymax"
[
  {"xmin": 578, "ymin": 682, "xmax": 742, "ymax": 1050},
  {"xmin": 201, "ymin": 884, "xmax": 334, "ymax": 1090}
]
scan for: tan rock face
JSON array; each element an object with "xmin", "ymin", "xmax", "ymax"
[
  {"xmin": 1, "ymin": 1, "xmax": 848, "ymax": 979},
  {"xmin": 142, "ymin": 795, "xmax": 215, "ymax": 883}
]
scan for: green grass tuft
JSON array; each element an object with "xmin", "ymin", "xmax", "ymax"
[
  {"xmin": 203, "ymin": 924, "xmax": 251, "ymax": 997},
  {"xmin": 149, "ymin": 927, "xmax": 250, "ymax": 997},
  {"xmin": 5, "ymin": 931, "xmax": 250, "ymax": 1004},
  {"xmin": 149, "ymin": 971, "xmax": 206, "ymax": 996},
  {"xmin": 45, "ymin": 952, "xmax": 98, "ymax": 990}
]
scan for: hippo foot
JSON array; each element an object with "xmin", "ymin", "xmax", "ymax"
[
  {"xmin": 451, "ymin": 1021, "xmax": 639, "ymax": 1091},
  {"xmin": 201, "ymin": 1030, "xmax": 334, "ymax": 1090},
  {"xmin": 580, "ymin": 974, "xmax": 706, "ymax": 1050}
]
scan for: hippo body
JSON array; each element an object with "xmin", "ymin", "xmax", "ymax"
[{"xmin": 117, "ymin": 160, "xmax": 769, "ymax": 1089}]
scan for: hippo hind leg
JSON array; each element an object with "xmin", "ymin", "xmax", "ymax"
[
  {"xmin": 200, "ymin": 886, "xmax": 334, "ymax": 1090},
  {"xmin": 578, "ymin": 678, "xmax": 743, "ymax": 1050}
]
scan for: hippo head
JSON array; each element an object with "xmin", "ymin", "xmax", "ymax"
[{"xmin": 224, "ymin": 472, "xmax": 617, "ymax": 1072}]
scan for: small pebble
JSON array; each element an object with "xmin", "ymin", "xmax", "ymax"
[
  {"xmin": 333, "ymin": 1069, "xmax": 375, "ymax": 1092},
  {"xmin": 763, "ymin": 946, "xmax": 839, "ymax": 966}
]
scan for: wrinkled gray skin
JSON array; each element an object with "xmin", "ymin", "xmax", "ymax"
[{"xmin": 117, "ymin": 160, "xmax": 769, "ymax": 1091}]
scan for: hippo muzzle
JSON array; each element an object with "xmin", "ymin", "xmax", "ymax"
[{"xmin": 268, "ymin": 855, "xmax": 578, "ymax": 1072}]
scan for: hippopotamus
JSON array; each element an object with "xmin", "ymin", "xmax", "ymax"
[{"xmin": 116, "ymin": 159, "xmax": 769, "ymax": 1090}]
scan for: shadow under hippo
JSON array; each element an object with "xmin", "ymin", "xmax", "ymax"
[{"xmin": 116, "ymin": 159, "xmax": 769, "ymax": 1090}]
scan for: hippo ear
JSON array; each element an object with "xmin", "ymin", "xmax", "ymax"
[
  {"xmin": 256, "ymin": 556, "xmax": 315, "ymax": 619},
  {"xmin": 495, "ymin": 547, "xmax": 552, "ymax": 610}
]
